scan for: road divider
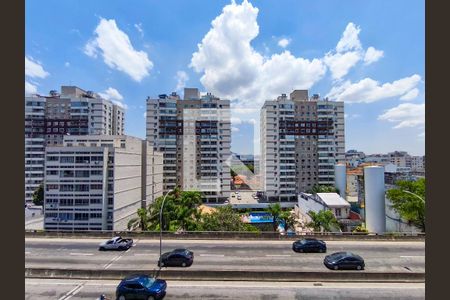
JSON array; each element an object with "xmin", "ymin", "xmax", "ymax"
[{"xmin": 25, "ymin": 268, "xmax": 425, "ymax": 283}]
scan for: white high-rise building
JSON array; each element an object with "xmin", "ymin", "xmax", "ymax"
[
  {"xmin": 146, "ymin": 88, "xmax": 231, "ymax": 203},
  {"xmin": 260, "ymin": 90, "xmax": 345, "ymax": 202},
  {"xmin": 25, "ymin": 86, "xmax": 125, "ymax": 203},
  {"xmin": 43, "ymin": 135, "xmax": 163, "ymax": 231}
]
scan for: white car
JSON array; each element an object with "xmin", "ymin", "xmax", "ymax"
[{"xmin": 99, "ymin": 236, "xmax": 133, "ymax": 251}]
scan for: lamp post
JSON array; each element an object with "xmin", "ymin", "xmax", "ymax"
[
  {"xmin": 402, "ymin": 190, "xmax": 425, "ymax": 203},
  {"xmin": 159, "ymin": 189, "xmax": 173, "ymax": 269}
]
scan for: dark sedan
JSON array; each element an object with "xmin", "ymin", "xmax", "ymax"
[
  {"xmin": 292, "ymin": 238, "xmax": 327, "ymax": 253},
  {"xmin": 324, "ymin": 252, "xmax": 365, "ymax": 270},
  {"xmin": 115, "ymin": 274, "xmax": 166, "ymax": 300},
  {"xmin": 158, "ymin": 248, "xmax": 194, "ymax": 267}
]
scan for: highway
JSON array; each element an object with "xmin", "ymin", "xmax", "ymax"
[
  {"xmin": 25, "ymin": 238, "xmax": 425, "ymax": 273},
  {"xmin": 25, "ymin": 279, "xmax": 425, "ymax": 299}
]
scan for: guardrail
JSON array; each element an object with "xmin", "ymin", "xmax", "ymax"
[
  {"xmin": 25, "ymin": 230, "xmax": 425, "ymax": 241},
  {"xmin": 25, "ymin": 268, "xmax": 425, "ymax": 283}
]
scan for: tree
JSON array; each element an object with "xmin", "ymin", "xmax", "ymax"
[
  {"xmin": 32, "ymin": 184, "xmax": 44, "ymax": 206},
  {"xmin": 308, "ymin": 185, "xmax": 339, "ymax": 194},
  {"xmin": 265, "ymin": 203, "xmax": 282, "ymax": 231},
  {"xmin": 279, "ymin": 210, "xmax": 296, "ymax": 232},
  {"xmin": 306, "ymin": 210, "xmax": 340, "ymax": 232},
  {"xmin": 197, "ymin": 205, "xmax": 258, "ymax": 232},
  {"xmin": 386, "ymin": 178, "xmax": 425, "ymax": 232}
]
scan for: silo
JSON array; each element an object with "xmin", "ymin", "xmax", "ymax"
[
  {"xmin": 364, "ymin": 166, "xmax": 386, "ymax": 233},
  {"xmin": 334, "ymin": 164, "xmax": 347, "ymax": 199}
]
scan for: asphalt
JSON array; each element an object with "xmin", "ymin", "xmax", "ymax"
[
  {"xmin": 25, "ymin": 279, "xmax": 426, "ymax": 300},
  {"xmin": 25, "ymin": 238, "xmax": 425, "ymax": 273}
]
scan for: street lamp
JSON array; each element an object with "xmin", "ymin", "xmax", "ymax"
[
  {"xmin": 159, "ymin": 189, "xmax": 173, "ymax": 269},
  {"xmin": 402, "ymin": 190, "xmax": 425, "ymax": 203}
]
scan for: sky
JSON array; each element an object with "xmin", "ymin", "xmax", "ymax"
[{"xmin": 25, "ymin": 0, "xmax": 425, "ymax": 156}]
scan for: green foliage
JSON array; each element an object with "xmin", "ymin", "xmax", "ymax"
[
  {"xmin": 132, "ymin": 189, "xmax": 257, "ymax": 232},
  {"xmin": 386, "ymin": 178, "xmax": 425, "ymax": 232},
  {"xmin": 352, "ymin": 224, "xmax": 369, "ymax": 233},
  {"xmin": 196, "ymin": 205, "xmax": 259, "ymax": 232},
  {"xmin": 32, "ymin": 184, "xmax": 44, "ymax": 206},
  {"xmin": 308, "ymin": 185, "xmax": 339, "ymax": 194},
  {"xmin": 306, "ymin": 210, "xmax": 340, "ymax": 232},
  {"xmin": 279, "ymin": 210, "xmax": 296, "ymax": 231},
  {"xmin": 265, "ymin": 203, "xmax": 282, "ymax": 231}
]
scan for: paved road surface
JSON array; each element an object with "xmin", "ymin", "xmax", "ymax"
[
  {"xmin": 25, "ymin": 238, "xmax": 425, "ymax": 273},
  {"xmin": 25, "ymin": 279, "xmax": 425, "ymax": 300}
]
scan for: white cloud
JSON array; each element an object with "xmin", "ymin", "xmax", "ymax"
[
  {"xmin": 65, "ymin": 62, "xmax": 70, "ymax": 67},
  {"xmin": 344, "ymin": 113, "xmax": 361, "ymax": 120},
  {"xmin": 277, "ymin": 38, "xmax": 291, "ymax": 48},
  {"xmin": 98, "ymin": 87, "xmax": 127, "ymax": 109},
  {"xmin": 25, "ymin": 81, "xmax": 38, "ymax": 95},
  {"xmin": 175, "ymin": 71, "xmax": 189, "ymax": 92},
  {"xmin": 84, "ymin": 18, "xmax": 153, "ymax": 82},
  {"xmin": 134, "ymin": 23, "xmax": 144, "ymax": 36},
  {"xmin": 418, "ymin": 132, "xmax": 425, "ymax": 138},
  {"xmin": 324, "ymin": 51, "xmax": 362, "ymax": 81},
  {"xmin": 378, "ymin": 103, "xmax": 425, "ymax": 129},
  {"xmin": 143, "ymin": 112, "xmax": 147, "ymax": 118},
  {"xmin": 364, "ymin": 46, "xmax": 384, "ymax": 65},
  {"xmin": 336, "ymin": 23, "xmax": 362, "ymax": 53},
  {"xmin": 399, "ymin": 88, "xmax": 419, "ymax": 101},
  {"xmin": 190, "ymin": 0, "xmax": 326, "ymax": 107},
  {"xmin": 231, "ymin": 126, "xmax": 240, "ymax": 132},
  {"xmin": 326, "ymin": 74, "xmax": 422, "ymax": 103},
  {"xmin": 25, "ymin": 56, "xmax": 49, "ymax": 78}
]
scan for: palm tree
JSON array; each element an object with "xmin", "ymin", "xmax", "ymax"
[
  {"xmin": 265, "ymin": 203, "xmax": 282, "ymax": 232},
  {"xmin": 279, "ymin": 210, "xmax": 296, "ymax": 232},
  {"xmin": 307, "ymin": 210, "xmax": 340, "ymax": 233}
]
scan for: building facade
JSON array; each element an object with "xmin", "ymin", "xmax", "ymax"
[
  {"xmin": 260, "ymin": 90, "xmax": 345, "ymax": 202},
  {"xmin": 25, "ymin": 86, "xmax": 125, "ymax": 203},
  {"xmin": 43, "ymin": 135, "xmax": 163, "ymax": 231},
  {"xmin": 146, "ymin": 88, "xmax": 231, "ymax": 203}
]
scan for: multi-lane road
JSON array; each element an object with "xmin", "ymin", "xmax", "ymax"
[
  {"xmin": 25, "ymin": 238, "xmax": 425, "ymax": 273},
  {"xmin": 25, "ymin": 279, "xmax": 425, "ymax": 300}
]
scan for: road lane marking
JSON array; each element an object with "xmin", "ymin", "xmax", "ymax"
[
  {"xmin": 265, "ymin": 254, "xmax": 291, "ymax": 257},
  {"xmin": 133, "ymin": 253, "xmax": 158, "ymax": 256},
  {"xmin": 199, "ymin": 254, "xmax": 225, "ymax": 257},
  {"xmin": 103, "ymin": 239, "xmax": 139, "ymax": 269},
  {"xmin": 69, "ymin": 253, "xmax": 94, "ymax": 256},
  {"xmin": 58, "ymin": 282, "xmax": 85, "ymax": 300}
]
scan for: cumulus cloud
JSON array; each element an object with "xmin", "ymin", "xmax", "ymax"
[
  {"xmin": 25, "ymin": 56, "xmax": 49, "ymax": 78},
  {"xmin": 336, "ymin": 23, "xmax": 362, "ymax": 53},
  {"xmin": 324, "ymin": 51, "xmax": 362, "ymax": 81},
  {"xmin": 175, "ymin": 71, "xmax": 189, "ymax": 92},
  {"xmin": 64, "ymin": 62, "xmax": 70, "ymax": 67},
  {"xmin": 326, "ymin": 74, "xmax": 421, "ymax": 103},
  {"xmin": 190, "ymin": 0, "xmax": 326, "ymax": 107},
  {"xmin": 378, "ymin": 103, "xmax": 425, "ymax": 129},
  {"xmin": 84, "ymin": 18, "xmax": 153, "ymax": 82},
  {"xmin": 364, "ymin": 46, "xmax": 384, "ymax": 65},
  {"xmin": 277, "ymin": 38, "xmax": 291, "ymax": 48},
  {"xmin": 25, "ymin": 81, "xmax": 38, "ymax": 95},
  {"xmin": 399, "ymin": 88, "xmax": 419, "ymax": 101},
  {"xmin": 231, "ymin": 126, "xmax": 240, "ymax": 132},
  {"xmin": 98, "ymin": 87, "xmax": 127, "ymax": 109}
]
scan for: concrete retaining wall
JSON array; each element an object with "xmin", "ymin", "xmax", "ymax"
[
  {"xmin": 24, "ymin": 230, "xmax": 425, "ymax": 241},
  {"xmin": 25, "ymin": 268, "xmax": 425, "ymax": 283}
]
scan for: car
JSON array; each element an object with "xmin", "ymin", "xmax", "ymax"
[
  {"xmin": 231, "ymin": 194, "xmax": 235, "ymax": 198},
  {"xmin": 158, "ymin": 248, "xmax": 194, "ymax": 267},
  {"xmin": 323, "ymin": 252, "xmax": 365, "ymax": 270},
  {"xmin": 237, "ymin": 196, "xmax": 242, "ymax": 200},
  {"xmin": 292, "ymin": 238, "xmax": 326, "ymax": 253},
  {"xmin": 115, "ymin": 274, "xmax": 166, "ymax": 300},
  {"xmin": 99, "ymin": 236, "xmax": 134, "ymax": 251}
]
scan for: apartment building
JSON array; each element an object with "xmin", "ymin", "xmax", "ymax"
[
  {"xmin": 43, "ymin": 135, "xmax": 163, "ymax": 231},
  {"xmin": 146, "ymin": 88, "xmax": 231, "ymax": 203},
  {"xmin": 387, "ymin": 151, "xmax": 412, "ymax": 169},
  {"xmin": 25, "ymin": 86, "xmax": 125, "ymax": 203},
  {"xmin": 260, "ymin": 90, "xmax": 345, "ymax": 202},
  {"xmin": 411, "ymin": 155, "xmax": 425, "ymax": 172}
]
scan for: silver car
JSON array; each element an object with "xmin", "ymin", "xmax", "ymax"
[{"xmin": 99, "ymin": 236, "xmax": 133, "ymax": 251}]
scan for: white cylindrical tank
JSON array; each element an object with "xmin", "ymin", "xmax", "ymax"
[
  {"xmin": 334, "ymin": 164, "xmax": 347, "ymax": 199},
  {"xmin": 364, "ymin": 166, "xmax": 386, "ymax": 233}
]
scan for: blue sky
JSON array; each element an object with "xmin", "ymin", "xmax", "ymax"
[{"xmin": 25, "ymin": 0, "xmax": 425, "ymax": 156}]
